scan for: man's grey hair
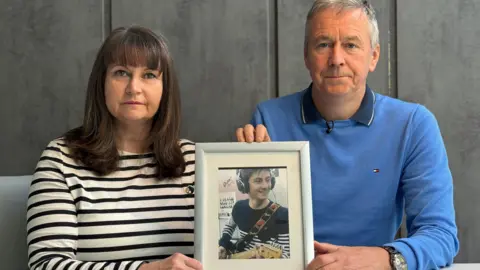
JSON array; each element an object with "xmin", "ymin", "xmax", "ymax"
[{"xmin": 304, "ymin": 0, "xmax": 379, "ymax": 50}]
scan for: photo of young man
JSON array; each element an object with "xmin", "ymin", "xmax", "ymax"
[{"xmin": 217, "ymin": 167, "xmax": 290, "ymax": 259}]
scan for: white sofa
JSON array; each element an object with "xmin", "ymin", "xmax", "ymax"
[{"xmin": 0, "ymin": 176, "xmax": 31, "ymax": 270}]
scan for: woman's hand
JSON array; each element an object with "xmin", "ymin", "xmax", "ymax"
[{"xmin": 138, "ymin": 253, "xmax": 203, "ymax": 270}]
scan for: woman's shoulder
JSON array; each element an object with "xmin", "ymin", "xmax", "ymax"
[
  {"xmin": 51, "ymin": 136, "xmax": 68, "ymax": 145},
  {"xmin": 33, "ymin": 137, "xmax": 77, "ymax": 173},
  {"xmin": 178, "ymin": 138, "xmax": 195, "ymax": 151},
  {"xmin": 40, "ymin": 137, "xmax": 72, "ymax": 158},
  {"xmin": 178, "ymin": 139, "xmax": 195, "ymax": 160},
  {"xmin": 178, "ymin": 139, "xmax": 195, "ymax": 156}
]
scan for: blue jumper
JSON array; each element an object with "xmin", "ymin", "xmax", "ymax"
[{"xmin": 250, "ymin": 84, "xmax": 459, "ymax": 269}]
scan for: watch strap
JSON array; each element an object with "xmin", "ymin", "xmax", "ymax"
[{"xmin": 382, "ymin": 246, "xmax": 407, "ymax": 270}]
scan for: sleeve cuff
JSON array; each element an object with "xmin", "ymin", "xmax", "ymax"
[
  {"xmin": 384, "ymin": 240, "xmax": 418, "ymax": 270},
  {"xmin": 133, "ymin": 261, "xmax": 147, "ymax": 270}
]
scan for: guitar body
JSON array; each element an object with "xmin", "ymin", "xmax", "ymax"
[{"xmin": 229, "ymin": 243, "xmax": 282, "ymax": 259}]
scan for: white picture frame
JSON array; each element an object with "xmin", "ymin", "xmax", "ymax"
[{"xmin": 194, "ymin": 141, "xmax": 314, "ymax": 270}]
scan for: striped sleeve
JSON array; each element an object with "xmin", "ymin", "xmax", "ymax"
[
  {"xmin": 278, "ymin": 233, "xmax": 290, "ymax": 258},
  {"xmin": 26, "ymin": 140, "xmax": 146, "ymax": 270},
  {"xmin": 218, "ymin": 216, "xmax": 236, "ymax": 251},
  {"xmin": 277, "ymin": 207, "xmax": 290, "ymax": 258}
]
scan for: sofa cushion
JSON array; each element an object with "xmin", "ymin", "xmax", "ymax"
[{"xmin": 0, "ymin": 176, "xmax": 31, "ymax": 270}]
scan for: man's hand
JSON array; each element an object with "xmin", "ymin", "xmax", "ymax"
[
  {"xmin": 138, "ymin": 253, "xmax": 203, "ymax": 270},
  {"xmin": 236, "ymin": 124, "xmax": 271, "ymax": 143},
  {"xmin": 306, "ymin": 242, "xmax": 391, "ymax": 270},
  {"xmin": 218, "ymin": 246, "xmax": 228, "ymax": 259}
]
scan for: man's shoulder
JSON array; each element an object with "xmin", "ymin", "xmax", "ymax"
[
  {"xmin": 274, "ymin": 204, "xmax": 289, "ymax": 218},
  {"xmin": 233, "ymin": 199, "xmax": 250, "ymax": 213},
  {"xmin": 253, "ymin": 89, "xmax": 306, "ymax": 128},
  {"xmin": 257, "ymin": 89, "xmax": 305, "ymax": 111},
  {"xmin": 235, "ymin": 199, "xmax": 250, "ymax": 207},
  {"xmin": 375, "ymin": 93, "xmax": 434, "ymax": 122},
  {"xmin": 373, "ymin": 94, "xmax": 443, "ymax": 146},
  {"xmin": 375, "ymin": 92, "xmax": 419, "ymax": 110}
]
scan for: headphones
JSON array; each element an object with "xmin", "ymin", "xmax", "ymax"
[{"xmin": 236, "ymin": 168, "xmax": 276, "ymax": 194}]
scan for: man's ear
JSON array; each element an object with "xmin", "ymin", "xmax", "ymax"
[
  {"xmin": 304, "ymin": 45, "xmax": 310, "ymax": 70},
  {"xmin": 369, "ymin": 43, "xmax": 380, "ymax": 72}
]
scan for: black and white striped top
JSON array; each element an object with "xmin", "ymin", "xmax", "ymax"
[
  {"xmin": 26, "ymin": 138, "xmax": 196, "ymax": 270},
  {"xmin": 219, "ymin": 200, "xmax": 290, "ymax": 258}
]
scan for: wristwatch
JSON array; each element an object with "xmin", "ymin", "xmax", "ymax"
[{"xmin": 382, "ymin": 246, "xmax": 408, "ymax": 270}]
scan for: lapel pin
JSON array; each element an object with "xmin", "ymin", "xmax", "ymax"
[{"xmin": 184, "ymin": 185, "xmax": 195, "ymax": 194}]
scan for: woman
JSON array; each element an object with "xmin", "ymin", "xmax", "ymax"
[
  {"xmin": 218, "ymin": 168, "xmax": 290, "ymax": 259},
  {"xmin": 26, "ymin": 26, "xmax": 202, "ymax": 270}
]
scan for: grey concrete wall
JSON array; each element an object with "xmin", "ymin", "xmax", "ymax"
[
  {"xmin": 0, "ymin": 0, "xmax": 104, "ymax": 175},
  {"xmin": 397, "ymin": 0, "xmax": 480, "ymax": 263}
]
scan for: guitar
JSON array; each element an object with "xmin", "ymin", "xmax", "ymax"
[{"xmin": 229, "ymin": 243, "xmax": 283, "ymax": 259}]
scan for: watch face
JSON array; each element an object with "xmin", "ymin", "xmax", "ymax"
[{"xmin": 393, "ymin": 253, "xmax": 408, "ymax": 270}]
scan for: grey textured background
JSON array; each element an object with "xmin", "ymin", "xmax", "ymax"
[
  {"xmin": 0, "ymin": 0, "xmax": 102, "ymax": 175},
  {"xmin": 1, "ymin": 0, "xmax": 479, "ymax": 263},
  {"xmin": 397, "ymin": 0, "xmax": 480, "ymax": 263}
]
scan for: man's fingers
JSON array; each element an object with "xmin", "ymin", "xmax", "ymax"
[
  {"xmin": 316, "ymin": 258, "xmax": 338, "ymax": 270},
  {"xmin": 237, "ymin": 124, "xmax": 270, "ymax": 143},
  {"xmin": 263, "ymin": 129, "xmax": 271, "ymax": 142},
  {"xmin": 307, "ymin": 254, "xmax": 339, "ymax": 270},
  {"xmin": 254, "ymin": 124, "xmax": 268, "ymax": 142},
  {"xmin": 243, "ymin": 124, "xmax": 255, "ymax": 143},
  {"xmin": 314, "ymin": 242, "xmax": 340, "ymax": 255},
  {"xmin": 236, "ymin": 128, "xmax": 246, "ymax": 142}
]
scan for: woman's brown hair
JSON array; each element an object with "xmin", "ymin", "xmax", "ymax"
[{"xmin": 64, "ymin": 25, "xmax": 185, "ymax": 179}]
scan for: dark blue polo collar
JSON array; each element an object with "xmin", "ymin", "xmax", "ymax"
[{"xmin": 301, "ymin": 83, "xmax": 376, "ymax": 126}]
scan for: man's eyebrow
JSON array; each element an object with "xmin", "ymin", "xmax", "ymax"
[
  {"xmin": 314, "ymin": 35, "xmax": 363, "ymax": 42},
  {"xmin": 314, "ymin": 35, "xmax": 334, "ymax": 42},
  {"xmin": 344, "ymin": 36, "xmax": 363, "ymax": 43}
]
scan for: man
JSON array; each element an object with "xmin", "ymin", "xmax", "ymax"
[
  {"xmin": 236, "ymin": 0, "xmax": 459, "ymax": 269},
  {"xmin": 218, "ymin": 168, "xmax": 290, "ymax": 259}
]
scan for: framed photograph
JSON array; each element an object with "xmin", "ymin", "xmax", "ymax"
[{"xmin": 194, "ymin": 141, "xmax": 314, "ymax": 270}]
